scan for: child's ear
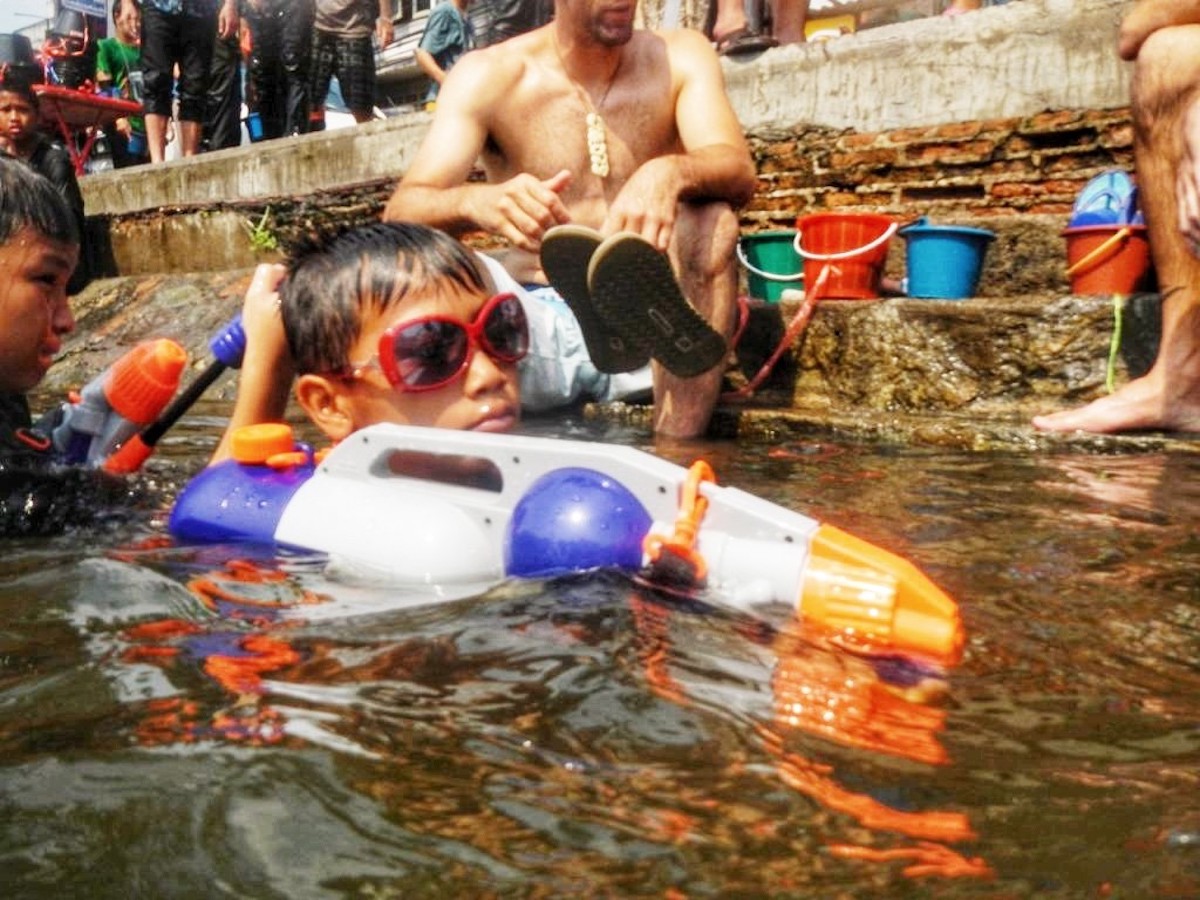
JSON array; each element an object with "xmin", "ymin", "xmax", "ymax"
[{"xmin": 294, "ymin": 374, "xmax": 356, "ymax": 443}]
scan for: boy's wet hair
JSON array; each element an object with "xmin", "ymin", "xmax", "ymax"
[
  {"xmin": 0, "ymin": 69, "xmax": 39, "ymax": 107},
  {"xmin": 0, "ymin": 156, "xmax": 77, "ymax": 247},
  {"xmin": 281, "ymin": 221, "xmax": 490, "ymax": 375}
]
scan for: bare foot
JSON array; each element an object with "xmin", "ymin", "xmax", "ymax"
[{"xmin": 1032, "ymin": 367, "xmax": 1200, "ymax": 433}]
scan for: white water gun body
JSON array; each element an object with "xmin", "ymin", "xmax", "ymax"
[{"xmin": 170, "ymin": 423, "xmax": 964, "ymax": 664}]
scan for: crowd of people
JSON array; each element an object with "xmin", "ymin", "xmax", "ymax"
[{"xmin": 1, "ymin": 0, "xmax": 1196, "ymax": 537}]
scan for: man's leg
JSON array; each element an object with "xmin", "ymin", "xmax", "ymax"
[
  {"xmin": 655, "ymin": 202, "xmax": 740, "ymax": 438},
  {"xmin": 203, "ymin": 32, "xmax": 242, "ymax": 151},
  {"xmin": 1033, "ymin": 25, "xmax": 1200, "ymax": 433},
  {"xmin": 280, "ymin": 0, "xmax": 315, "ymax": 135},
  {"xmin": 176, "ymin": 15, "xmax": 218, "ymax": 157},
  {"xmin": 139, "ymin": 6, "xmax": 176, "ymax": 163}
]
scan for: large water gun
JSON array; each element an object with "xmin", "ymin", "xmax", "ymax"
[
  {"xmin": 170, "ymin": 422, "xmax": 965, "ymax": 665},
  {"xmin": 43, "ymin": 316, "xmax": 246, "ymax": 473}
]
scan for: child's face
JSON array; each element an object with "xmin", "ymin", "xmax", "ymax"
[
  {"xmin": 0, "ymin": 90, "xmax": 39, "ymax": 153},
  {"xmin": 330, "ymin": 284, "xmax": 522, "ymax": 436},
  {"xmin": 0, "ymin": 227, "xmax": 78, "ymax": 394},
  {"xmin": 115, "ymin": 1, "xmax": 141, "ymax": 44}
]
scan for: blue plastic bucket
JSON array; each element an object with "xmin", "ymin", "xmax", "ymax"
[
  {"xmin": 899, "ymin": 218, "xmax": 995, "ymax": 300},
  {"xmin": 245, "ymin": 112, "xmax": 265, "ymax": 143}
]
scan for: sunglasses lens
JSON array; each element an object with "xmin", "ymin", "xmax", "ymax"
[
  {"xmin": 393, "ymin": 321, "xmax": 469, "ymax": 389},
  {"xmin": 482, "ymin": 295, "xmax": 529, "ymax": 361}
]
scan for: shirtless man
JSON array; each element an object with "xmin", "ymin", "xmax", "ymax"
[
  {"xmin": 1033, "ymin": 0, "xmax": 1200, "ymax": 434},
  {"xmin": 383, "ymin": 0, "xmax": 756, "ymax": 438}
]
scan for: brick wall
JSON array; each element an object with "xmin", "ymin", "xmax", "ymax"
[{"xmin": 742, "ymin": 106, "xmax": 1134, "ymax": 231}]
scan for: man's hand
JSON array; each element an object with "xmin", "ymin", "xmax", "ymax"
[
  {"xmin": 602, "ymin": 157, "xmax": 683, "ymax": 252},
  {"xmin": 376, "ymin": 16, "xmax": 394, "ymax": 47},
  {"xmin": 218, "ymin": 0, "xmax": 239, "ymax": 40},
  {"xmin": 474, "ymin": 170, "xmax": 572, "ymax": 252}
]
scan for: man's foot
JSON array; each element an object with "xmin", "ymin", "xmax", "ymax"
[
  {"xmin": 541, "ymin": 225, "xmax": 650, "ymax": 374},
  {"xmin": 1032, "ymin": 369, "xmax": 1200, "ymax": 433},
  {"xmin": 714, "ymin": 27, "xmax": 778, "ymax": 56},
  {"xmin": 588, "ymin": 232, "xmax": 727, "ymax": 379}
]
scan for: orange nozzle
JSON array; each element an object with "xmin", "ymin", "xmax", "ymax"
[
  {"xmin": 103, "ymin": 339, "xmax": 188, "ymax": 426},
  {"xmin": 103, "ymin": 433, "xmax": 153, "ymax": 475},
  {"xmin": 230, "ymin": 423, "xmax": 295, "ymax": 464},
  {"xmin": 798, "ymin": 525, "xmax": 964, "ymax": 665}
]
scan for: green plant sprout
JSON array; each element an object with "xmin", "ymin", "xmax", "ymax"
[{"xmin": 243, "ymin": 207, "xmax": 280, "ymax": 254}]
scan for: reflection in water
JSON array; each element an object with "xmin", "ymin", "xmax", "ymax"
[{"xmin": 0, "ymin": 415, "xmax": 1196, "ymax": 895}]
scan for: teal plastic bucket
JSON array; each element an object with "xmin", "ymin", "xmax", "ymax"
[
  {"xmin": 899, "ymin": 218, "xmax": 995, "ymax": 300},
  {"xmin": 736, "ymin": 230, "xmax": 803, "ymax": 302}
]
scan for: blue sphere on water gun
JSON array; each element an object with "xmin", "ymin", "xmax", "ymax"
[{"xmin": 504, "ymin": 467, "xmax": 652, "ymax": 577}]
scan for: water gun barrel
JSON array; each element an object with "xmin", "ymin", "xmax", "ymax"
[
  {"xmin": 681, "ymin": 522, "xmax": 963, "ymax": 664},
  {"xmin": 104, "ymin": 315, "xmax": 246, "ymax": 475},
  {"xmin": 51, "ymin": 338, "xmax": 188, "ymax": 466}
]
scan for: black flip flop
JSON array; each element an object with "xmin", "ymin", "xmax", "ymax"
[
  {"xmin": 540, "ymin": 225, "xmax": 651, "ymax": 374},
  {"xmin": 587, "ymin": 232, "xmax": 727, "ymax": 379},
  {"xmin": 715, "ymin": 27, "xmax": 778, "ymax": 57}
]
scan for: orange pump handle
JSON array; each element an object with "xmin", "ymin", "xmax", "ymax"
[{"xmin": 642, "ymin": 460, "xmax": 716, "ymax": 584}]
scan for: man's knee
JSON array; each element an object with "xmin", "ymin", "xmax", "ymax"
[
  {"xmin": 673, "ymin": 202, "xmax": 740, "ymax": 277},
  {"xmin": 1132, "ymin": 27, "xmax": 1200, "ymax": 121}
]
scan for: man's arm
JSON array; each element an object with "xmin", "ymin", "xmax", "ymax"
[
  {"xmin": 603, "ymin": 29, "xmax": 756, "ymax": 251},
  {"xmin": 211, "ymin": 264, "xmax": 294, "ymax": 465},
  {"xmin": 382, "ymin": 51, "xmax": 571, "ymax": 251}
]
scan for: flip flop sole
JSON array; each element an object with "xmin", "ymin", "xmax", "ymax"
[
  {"xmin": 540, "ymin": 225, "xmax": 650, "ymax": 374},
  {"xmin": 588, "ymin": 233, "xmax": 727, "ymax": 379}
]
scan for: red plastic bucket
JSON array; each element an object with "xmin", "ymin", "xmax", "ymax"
[
  {"xmin": 795, "ymin": 212, "xmax": 898, "ymax": 299},
  {"xmin": 1062, "ymin": 224, "xmax": 1151, "ymax": 295}
]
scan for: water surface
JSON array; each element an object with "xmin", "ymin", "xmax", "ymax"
[{"xmin": 2, "ymin": 405, "xmax": 1197, "ymax": 897}]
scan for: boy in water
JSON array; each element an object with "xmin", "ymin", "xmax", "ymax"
[
  {"xmin": 0, "ymin": 157, "xmax": 130, "ymax": 535},
  {"xmin": 213, "ymin": 222, "xmax": 525, "ymax": 463}
]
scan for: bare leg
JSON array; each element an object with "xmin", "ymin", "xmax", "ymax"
[
  {"xmin": 654, "ymin": 203, "xmax": 739, "ymax": 438},
  {"xmin": 178, "ymin": 119, "xmax": 203, "ymax": 157},
  {"xmin": 1033, "ymin": 25, "xmax": 1200, "ymax": 434},
  {"xmin": 712, "ymin": 0, "xmax": 748, "ymax": 41},
  {"xmin": 145, "ymin": 112, "xmax": 169, "ymax": 164},
  {"xmin": 771, "ymin": 0, "xmax": 808, "ymax": 45}
]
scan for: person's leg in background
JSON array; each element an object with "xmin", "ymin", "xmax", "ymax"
[
  {"xmin": 204, "ymin": 29, "xmax": 242, "ymax": 151},
  {"xmin": 280, "ymin": 0, "xmax": 315, "ymax": 135},
  {"xmin": 140, "ymin": 4, "xmax": 178, "ymax": 163},
  {"xmin": 1033, "ymin": 23, "xmax": 1200, "ymax": 433},
  {"xmin": 770, "ymin": 0, "xmax": 808, "ymax": 45},
  {"xmin": 175, "ymin": 12, "xmax": 218, "ymax": 157},
  {"xmin": 307, "ymin": 30, "xmax": 335, "ymax": 133},
  {"xmin": 337, "ymin": 36, "xmax": 378, "ymax": 124},
  {"xmin": 247, "ymin": 4, "xmax": 286, "ymax": 140}
]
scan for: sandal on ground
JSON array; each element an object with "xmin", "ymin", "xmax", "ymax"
[
  {"xmin": 587, "ymin": 232, "xmax": 728, "ymax": 379},
  {"xmin": 540, "ymin": 224, "xmax": 651, "ymax": 374},
  {"xmin": 714, "ymin": 27, "xmax": 778, "ymax": 56}
]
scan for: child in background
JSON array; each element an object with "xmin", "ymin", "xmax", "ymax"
[
  {"xmin": 415, "ymin": 0, "xmax": 474, "ymax": 111},
  {"xmin": 96, "ymin": 0, "xmax": 148, "ymax": 168},
  {"xmin": 212, "ymin": 222, "xmax": 525, "ymax": 463},
  {"xmin": 0, "ymin": 72, "xmax": 91, "ymax": 295}
]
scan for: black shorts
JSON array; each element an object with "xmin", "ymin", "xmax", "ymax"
[
  {"xmin": 310, "ymin": 31, "xmax": 375, "ymax": 117},
  {"xmin": 140, "ymin": 5, "xmax": 217, "ymax": 122}
]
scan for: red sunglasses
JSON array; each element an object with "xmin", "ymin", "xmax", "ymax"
[{"xmin": 344, "ymin": 292, "xmax": 529, "ymax": 393}]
